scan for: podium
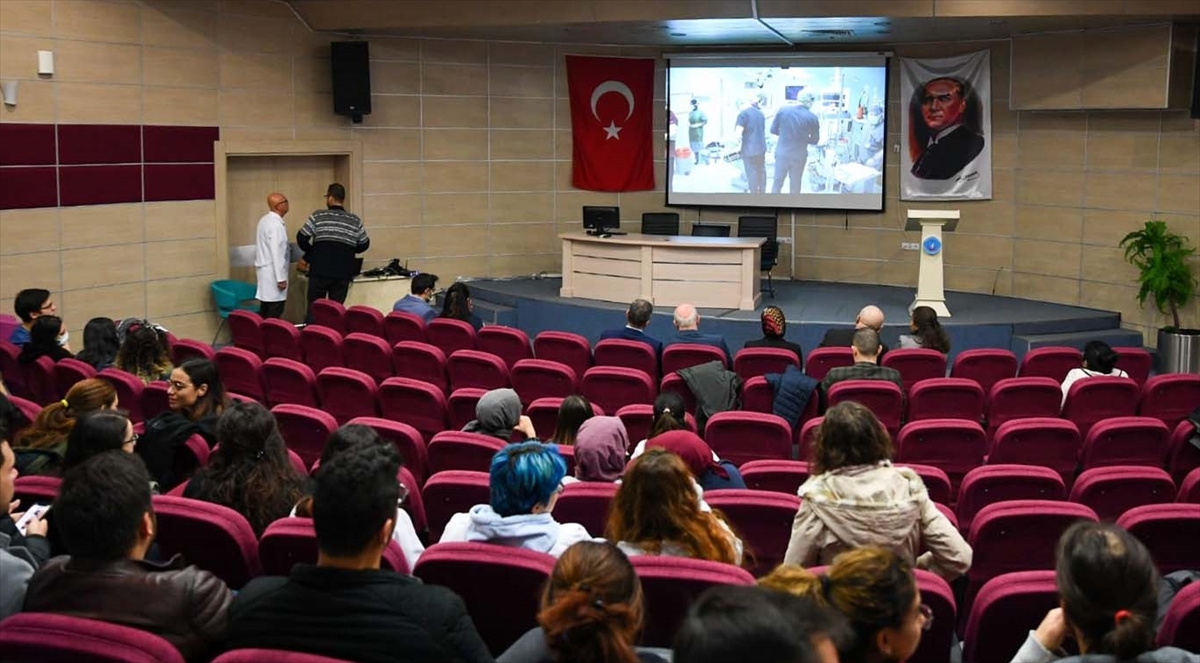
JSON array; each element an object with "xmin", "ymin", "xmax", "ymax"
[{"xmin": 905, "ymin": 209, "xmax": 959, "ymax": 318}]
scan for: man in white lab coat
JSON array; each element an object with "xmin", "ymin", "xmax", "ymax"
[{"xmin": 255, "ymin": 193, "xmax": 290, "ymax": 319}]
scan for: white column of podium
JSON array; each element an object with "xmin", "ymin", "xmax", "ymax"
[{"xmin": 906, "ymin": 209, "xmax": 959, "ymax": 318}]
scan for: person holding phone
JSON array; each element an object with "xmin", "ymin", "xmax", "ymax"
[{"xmin": 0, "ymin": 426, "xmax": 51, "ymax": 619}]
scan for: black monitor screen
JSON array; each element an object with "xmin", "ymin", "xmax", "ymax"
[{"xmin": 582, "ymin": 206, "xmax": 620, "ymax": 231}]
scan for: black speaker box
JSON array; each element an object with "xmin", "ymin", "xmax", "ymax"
[{"xmin": 331, "ymin": 41, "xmax": 371, "ymax": 122}]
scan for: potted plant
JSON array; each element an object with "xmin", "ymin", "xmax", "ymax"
[{"xmin": 1119, "ymin": 220, "xmax": 1200, "ymax": 374}]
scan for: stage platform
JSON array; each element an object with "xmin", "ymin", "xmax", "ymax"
[{"xmin": 466, "ymin": 278, "xmax": 1141, "ymax": 361}]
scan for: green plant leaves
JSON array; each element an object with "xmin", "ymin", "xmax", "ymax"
[{"xmin": 1118, "ymin": 220, "xmax": 1198, "ymax": 329}]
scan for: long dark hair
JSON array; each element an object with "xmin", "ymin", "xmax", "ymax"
[
  {"xmin": 1083, "ymin": 341, "xmax": 1119, "ymax": 374},
  {"xmin": 75, "ymin": 318, "xmax": 119, "ymax": 370},
  {"xmin": 25, "ymin": 316, "xmax": 63, "ymax": 356},
  {"xmin": 63, "ymin": 410, "xmax": 130, "ymax": 471},
  {"xmin": 549, "ymin": 395, "xmax": 593, "ymax": 446},
  {"xmin": 198, "ymin": 402, "xmax": 305, "ymax": 535},
  {"xmin": 648, "ymin": 391, "xmax": 686, "ymax": 439},
  {"xmin": 910, "ymin": 306, "xmax": 950, "ymax": 353},
  {"xmin": 440, "ymin": 282, "xmax": 472, "ymax": 321},
  {"xmin": 539, "ymin": 541, "xmax": 644, "ymax": 663},
  {"xmin": 115, "ymin": 323, "xmax": 171, "ymax": 383},
  {"xmin": 178, "ymin": 358, "xmax": 228, "ymax": 421}
]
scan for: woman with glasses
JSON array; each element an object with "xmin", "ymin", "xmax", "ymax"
[
  {"xmin": 759, "ymin": 547, "xmax": 931, "ymax": 663},
  {"xmin": 782, "ymin": 401, "xmax": 971, "ymax": 581},
  {"xmin": 183, "ymin": 402, "xmax": 306, "ymax": 536},
  {"xmin": 62, "ymin": 410, "xmax": 137, "ymax": 473},
  {"xmin": 138, "ymin": 358, "xmax": 229, "ymax": 490}
]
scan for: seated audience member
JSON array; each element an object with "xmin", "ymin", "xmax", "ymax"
[
  {"xmin": 607, "ymin": 449, "xmax": 743, "ymax": 565},
  {"xmin": 545, "ymin": 394, "xmax": 594, "ymax": 446},
  {"xmin": 115, "ymin": 322, "xmax": 173, "ymax": 384},
  {"xmin": 17, "ymin": 315, "xmax": 72, "ymax": 364},
  {"xmin": 820, "ymin": 328, "xmax": 903, "ymax": 395},
  {"xmin": 599, "ymin": 298, "xmax": 663, "ymax": 357},
  {"xmin": 674, "ymin": 585, "xmax": 850, "ymax": 663},
  {"xmin": 820, "ymin": 304, "xmax": 889, "ymax": 359},
  {"xmin": 138, "ymin": 358, "xmax": 229, "ymax": 489},
  {"xmin": 294, "ymin": 424, "xmax": 424, "ymax": 570},
  {"xmin": 0, "ymin": 393, "xmax": 31, "ymax": 443},
  {"xmin": 743, "ymin": 305, "xmax": 804, "ymax": 366},
  {"xmin": 1013, "ymin": 522, "xmax": 1196, "ymax": 663},
  {"xmin": 225, "ymin": 443, "xmax": 492, "ymax": 663},
  {"xmin": 664, "ymin": 303, "xmax": 732, "ymax": 367},
  {"xmin": 391, "ymin": 272, "xmax": 440, "ymax": 323},
  {"xmin": 183, "ymin": 402, "xmax": 306, "ymax": 536},
  {"xmin": 1, "ymin": 428, "xmax": 50, "ymax": 619},
  {"xmin": 640, "ymin": 429, "xmax": 744, "ymax": 491},
  {"xmin": 440, "ymin": 281, "xmax": 483, "ymax": 331},
  {"xmin": 1060, "ymin": 340, "xmax": 1131, "ymax": 406},
  {"xmin": 75, "ymin": 317, "xmax": 120, "ymax": 371},
  {"xmin": 12, "ymin": 378, "xmax": 118, "ymax": 476},
  {"xmin": 440, "ymin": 441, "xmax": 593, "ymax": 556},
  {"xmin": 23, "ymin": 452, "xmax": 232, "ymax": 662},
  {"xmin": 760, "ymin": 547, "xmax": 930, "ymax": 663},
  {"xmin": 570, "ymin": 416, "xmax": 629, "ymax": 483},
  {"xmin": 8, "ymin": 288, "xmax": 57, "ymax": 348},
  {"xmin": 61, "ymin": 410, "xmax": 137, "ymax": 473},
  {"xmin": 462, "ymin": 387, "xmax": 537, "ymax": 441},
  {"xmin": 783, "ymin": 402, "xmax": 970, "ymax": 580},
  {"xmin": 897, "ymin": 306, "xmax": 950, "ymax": 354},
  {"xmin": 629, "ymin": 391, "xmax": 689, "ymax": 452},
  {"xmin": 499, "ymin": 540, "xmax": 669, "ymax": 663}
]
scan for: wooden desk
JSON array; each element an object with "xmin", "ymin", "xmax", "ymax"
[{"xmin": 560, "ymin": 232, "xmax": 765, "ymax": 311}]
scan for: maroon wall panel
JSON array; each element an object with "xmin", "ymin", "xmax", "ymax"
[
  {"xmin": 0, "ymin": 124, "xmax": 57, "ymax": 166},
  {"xmin": 143, "ymin": 126, "xmax": 219, "ymax": 163},
  {"xmin": 58, "ymin": 165, "xmax": 142, "ymax": 206},
  {"xmin": 144, "ymin": 163, "xmax": 214, "ymax": 202},
  {"xmin": 57, "ymin": 124, "xmax": 142, "ymax": 165},
  {"xmin": 0, "ymin": 167, "xmax": 58, "ymax": 209}
]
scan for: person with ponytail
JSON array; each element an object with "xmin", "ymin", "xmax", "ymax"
[
  {"xmin": 75, "ymin": 317, "xmax": 120, "ymax": 371},
  {"xmin": 1060, "ymin": 341, "xmax": 1130, "ymax": 407},
  {"xmin": 759, "ymin": 547, "xmax": 930, "ymax": 663},
  {"xmin": 1013, "ymin": 522, "xmax": 1196, "ymax": 663},
  {"xmin": 498, "ymin": 540, "xmax": 669, "ymax": 663},
  {"xmin": 546, "ymin": 395, "xmax": 594, "ymax": 447},
  {"xmin": 12, "ymin": 378, "xmax": 118, "ymax": 476},
  {"xmin": 898, "ymin": 306, "xmax": 951, "ymax": 354}
]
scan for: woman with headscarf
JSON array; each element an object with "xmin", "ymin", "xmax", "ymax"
[
  {"xmin": 743, "ymin": 305, "xmax": 803, "ymax": 367},
  {"xmin": 462, "ymin": 388, "xmax": 537, "ymax": 441},
  {"xmin": 569, "ymin": 416, "xmax": 629, "ymax": 484},
  {"xmin": 644, "ymin": 430, "xmax": 746, "ymax": 491}
]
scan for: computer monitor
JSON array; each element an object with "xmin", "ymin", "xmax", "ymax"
[{"xmin": 582, "ymin": 206, "xmax": 620, "ymax": 234}]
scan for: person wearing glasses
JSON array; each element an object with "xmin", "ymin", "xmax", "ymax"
[
  {"xmin": 8, "ymin": 288, "xmax": 58, "ymax": 348},
  {"xmin": 759, "ymin": 547, "xmax": 932, "ymax": 663},
  {"xmin": 909, "ymin": 76, "xmax": 985, "ymax": 181},
  {"xmin": 254, "ymin": 192, "xmax": 291, "ymax": 320},
  {"xmin": 782, "ymin": 401, "xmax": 971, "ymax": 582},
  {"xmin": 137, "ymin": 358, "xmax": 229, "ymax": 490},
  {"xmin": 297, "ymin": 183, "xmax": 370, "ymax": 323}
]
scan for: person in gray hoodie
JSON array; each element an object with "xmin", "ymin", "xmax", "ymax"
[
  {"xmin": 461, "ymin": 388, "xmax": 537, "ymax": 441},
  {"xmin": 782, "ymin": 401, "xmax": 971, "ymax": 581},
  {"xmin": 1, "ymin": 424, "xmax": 50, "ymax": 619},
  {"xmin": 1012, "ymin": 521, "xmax": 1199, "ymax": 663},
  {"xmin": 438, "ymin": 441, "xmax": 593, "ymax": 557}
]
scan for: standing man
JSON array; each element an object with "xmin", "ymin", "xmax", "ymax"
[
  {"xmin": 735, "ymin": 94, "xmax": 767, "ymax": 194},
  {"xmin": 254, "ymin": 193, "xmax": 290, "ymax": 319},
  {"xmin": 770, "ymin": 92, "xmax": 821, "ymax": 194},
  {"xmin": 688, "ymin": 99, "xmax": 708, "ymax": 165},
  {"xmin": 298, "ymin": 183, "xmax": 370, "ymax": 322}
]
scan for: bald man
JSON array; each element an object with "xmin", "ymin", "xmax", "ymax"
[
  {"xmin": 664, "ymin": 303, "xmax": 732, "ymax": 366},
  {"xmin": 819, "ymin": 304, "xmax": 889, "ymax": 359},
  {"xmin": 255, "ymin": 192, "xmax": 290, "ymax": 319}
]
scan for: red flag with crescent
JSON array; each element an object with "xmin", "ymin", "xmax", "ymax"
[{"xmin": 566, "ymin": 55, "xmax": 656, "ymax": 192}]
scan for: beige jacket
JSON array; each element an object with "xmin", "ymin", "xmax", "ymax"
[{"xmin": 782, "ymin": 461, "xmax": 972, "ymax": 580}]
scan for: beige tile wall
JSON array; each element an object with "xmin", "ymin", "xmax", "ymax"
[{"xmin": 0, "ymin": 1, "xmax": 1196, "ymax": 345}]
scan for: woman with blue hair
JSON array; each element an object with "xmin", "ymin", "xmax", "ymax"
[{"xmin": 438, "ymin": 441, "xmax": 594, "ymax": 557}]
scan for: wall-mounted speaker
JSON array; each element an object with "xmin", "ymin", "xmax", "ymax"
[{"xmin": 331, "ymin": 41, "xmax": 371, "ymax": 123}]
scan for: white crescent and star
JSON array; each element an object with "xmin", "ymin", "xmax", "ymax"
[{"xmin": 590, "ymin": 80, "xmax": 635, "ymax": 140}]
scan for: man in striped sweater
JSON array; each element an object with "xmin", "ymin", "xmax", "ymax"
[{"xmin": 298, "ymin": 183, "xmax": 371, "ymax": 323}]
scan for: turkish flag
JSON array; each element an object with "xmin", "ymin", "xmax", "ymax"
[{"xmin": 566, "ymin": 56, "xmax": 656, "ymax": 192}]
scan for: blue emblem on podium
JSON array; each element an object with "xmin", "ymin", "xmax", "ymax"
[{"xmin": 923, "ymin": 236, "xmax": 942, "ymax": 256}]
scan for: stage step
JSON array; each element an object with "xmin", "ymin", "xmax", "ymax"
[
  {"xmin": 472, "ymin": 298, "xmax": 517, "ymax": 327},
  {"xmin": 1011, "ymin": 328, "xmax": 1145, "ymax": 360}
]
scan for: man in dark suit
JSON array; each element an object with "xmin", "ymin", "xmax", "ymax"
[
  {"xmin": 598, "ymin": 298, "xmax": 662, "ymax": 357},
  {"xmin": 819, "ymin": 304, "xmax": 888, "ymax": 360},
  {"xmin": 910, "ymin": 77, "xmax": 985, "ymax": 180},
  {"xmin": 770, "ymin": 91, "xmax": 821, "ymax": 194},
  {"xmin": 664, "ymin": 303, "xmax": 732, "ymax": 366}
]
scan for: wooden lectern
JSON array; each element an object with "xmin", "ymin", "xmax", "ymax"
[{"xmin": 905, "ymin": 209, "xmax": 959, "ymax": 318}]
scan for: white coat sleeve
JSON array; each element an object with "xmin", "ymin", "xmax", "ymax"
[{"xmin": 270, "ymin": 223, "xmax": 289, "ymax": 284}]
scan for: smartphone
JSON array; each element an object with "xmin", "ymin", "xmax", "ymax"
[{"xmin": 15, "ymin": 503, "xmax": 50, "ymax": 536}]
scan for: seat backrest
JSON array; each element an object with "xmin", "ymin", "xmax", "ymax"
[
  {"xmin": 739, "ymin": 375, "xmax": 773, "ymax": 414},
  {"xmin": 1061, "ymin": 376, "xmax": 1140, "ymax": 438},
  {"xmin": 25, "ymin": 355, "xmax": 58, "ymax": 404},
  {"xmin": 13, "ymin": 475, "xmax": 62, "ymax": 506},
  {"xmin": 956, "ymin": 465, "xmax": 1065, "ymax": 533},
  {"xmin": 170, "ymin": 338, "xmax": 216, "ymax": 365},
  {"xmin": 1138, "ymin": 374, "xmax": 1200, "ymax": 428},
  {"xmin": 988, "ymin": 417, "xmax": 1082, "ymax": 484},
  {"xmin": 1156, "ymin": 580, "xmax": 1200, "ymax": 651},
  {"xmin": 476, "ymin": 326, "xmax": 532, "ymax": 370},
  {"xmin": 345, "ymin": 305, "xmax": 385, "ymax": 337},
  {"xmin": 827, "ymin": 379, "xmax": 904, "ymax": 434},
  {"xmin": 258, "ymin": 517, "xmax": 320, "ymax": 577},
  {"xmin": 383, "ymin": 311, "xmax": 428, "ymax": 345},
  {"xmin": 227, "ymin": 309, "xmax": 264, "ymax": 356},
  {"xmin": 272, "ymin": 403, "xmax": 339, "ymax": 469},
  {"xmin": 581, "ymin": 366, "xmax": 656, "ymax": 415},
  {"xmin": 210, "ymin": 279, "xmax": 257, "ymax": 316},
  {"xmin": 554, "ymin": 481, "xmax": 619, "ymax": 538},
  {"xmin": 299, "ymin": 325, "xmax": 344, "ymax": 374},
  {"xmin": 214, "ymin": 346, "xmax": 265, "ymax": 402},
  {"xmin": 986, "ymin": 377, "xmax": 1063, "ymax": 435},
  {"xmin": 662, "ymin": 343, "xmax": 727, "ymax": 375},
  {"xmin": 907, "ymin": 377, "xmax": 985, "ymax": 422},
  {"xmin": 739, "ymin": 459, "xmax": 810, "ymax": 494},
  {"xmin": 427, "ymin": 430, "xmax": 507, "ymax": 474},
  {"xmin": 378, "ymin": 377, "xmax": 448, "ymax": 444},
  {"xmin": 446, "ymin": 387, "xmax": 488, "ymax": 431},
  {"xmin": 962, "ymin": 570, "xmax": 1058, "ymax": 663},
  {"xmin": 6, "ymin": 393, "xmax": 41, "ymax": 425},
  {"xmin": 737, "ymin": 215, "xmax": 777, "ymax": 238},
  {"xmin": 910, "ymin": 569, "xmax": 958, "ymax": 663},
  {"xmin": 421, "ymin": 470, "xmax": 491, "ymax": 541},
  {"xmin": 1166, "ymin": 419, "xmax": 1200, "ymax": 485},
  {"xmin": 733, "ymin": 347, "xmax": 799, "ymax": 381},
  {"xmin": 949, "ymin": 348, "xmax": 1018, "ymax": 397},
  {"xmin": 0, "ymin": 340, "xmax": 28, "ymax": 398},
  {"xmin": 804, "ymin": 346, "xmax": 854, "ymax": 381},
  {"xmin": 140, "ymin": 381, "xmax": 171, "ymax": 421},
  {"xmin": 704, "ymin": 488, "xmax": 801, "ymax": 576},
  {"xmin": 632, "ymin": 555, "xmax": 755, "ymax": 647},
  {"xmin": 1179, "ymin": 466, "xmax": 1200, "ymax": 504},
  {"xmin": 1116, "ymin": 503, "xmax": 1200, "ymax": 573},
  {"xmin": 895, "ymin": 419, "xmax": 987, "ymax": 496},
  {"xmin": 527, "ymin": 397, "xmax": 608, "ymax": 442},
  {"xmin": 880, "ymin": 348, "xmax": 948, "ymax": 393},
  {"xmin": 1079, "ymin": 416, "xmax": 1171, "ymax": 470},
  {"xmin": 390, "ymin": 341, "xmax": 449, "ymax": 394},
  {"xmin": 704, "ymin": 411, "xmax": 792, "ymax": 466},
  {"xmin": 967, "ymin": 500, "xmax": 1097, "ymax": 587},
  {"xmin": 659, "ymin": 373, "xmax": 697, "ymax": 416},
  {"xmin": 262, "ymin": 357, "xmax": 319, "ymax": 408},
  {"xmin": 593, "ymin": 338, "xmax": 658, "ymax": 383},
  {"xmin": 532, "ymin": 331, "xmax": 592, "ymax": 380},
  {"xmin": 214, "ymin": 649, "xmax": 357, "ymax": 663},
  {"xmin": 0, "ymin": 612, "xmax": 187, "ymax": 663},
  {"xmin": 1113, "ymin": 347, "xmax": 1153, "ymax": 386},
  {"xmin": 98, "ymin": 368, "xmax": 146, "ymax": 422},
  {"xmin": 641, "ymin": 211, "xmax": 680, "ymax": 235},
  {"xmin": 342, "ymin": 332, "xmax": 394, "ymax": 383},
  {"xmin": 413, "ymin": 542, "xmax": 557, "ymax": 655},
  {"xmin": 1069, "ymin": 466, "xmax": 1176, "ymax": 522},
  {"xmin": 691, "ymin": 223, "xmax": 730, "ymax": 237},
  {"xmin": 349, "ymin": 416, "xmax": 429, "ymax": 486},
  {"xmin": 426, "ymin": 318, "xmax": 478, "ymax": 356},
  {"xmin": 151, "ymin": 495, "xmax": 262, "ymax": 589},
  {"xmin": 510, "ymin": 358, "xmax": 579, "ymax": 406},
  {"xmin": 260, "ymin": 318, "xmax": 303, "ymax": 361},
  {"xmin": 447, "ymin": 349, "xmax": 510, "ymax": 392},
  {"xmin": 316, "ymin": 367, "xmax": 378, "ymax": 424},
  {"xmin": 1019, "ymin": 346, "xmax": 1083, "ymax": 382},
  {"xmin": 54, "ymin": 357, "xmax": 97, "ymax": 399},
  {"xmin": 309, "ymin": 299, "xmax": 347, "ymax": 335},
  {"xmin": 893, "ymin": 462, "xmax": 954, "ymax": 506}
]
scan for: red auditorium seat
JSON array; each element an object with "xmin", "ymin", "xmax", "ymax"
[
  {"xmin": 316, "ymin": 367, "xmax": 378, "ymax": 424},
  {"xmin": 659, "ymin": 373, "xmax": 697, "ymax": 418},
  {"xmin": 1061, "ymin": 376, "xmax": 1139, "ymax": 439},
  {"xmin": 895, "ymin": 420, "xmax": 986, "ymax": 498},
  {"xmin": 98, "ymin": 368, "xmax": 145, "ymax": 422},
  {"xmin": 299, "ymin": 326, "xmax": 343, "ymax": 374},
  {"xmin": 614, "ymin": 403, "xmax": 694, "ymax": 445},
  {"xmin": 1138, "ymin": 374, "xmax": 1200, "ymax": 428},
  {"xmin": 23, "ymin": 356, "xmax": 57, "ymax": 405},
  {"xmin": 0, "ymin": 340, "xmax": 28, "ymax": 399},
  {"xmin": 880, "ymin": 348, "xmax": 947, "ymax": 394},
  {"xmin": 446, "ymin": 387, "xmax": 487, "ymax": 431},
  {"xmin": 956, "ymin": 465, "xmax": 1065, "ymax": 533},
  {"xmin": 378, "ymin": 377, "xmax": 448, "ymax": 444},
  {"xmin": 594, "ymin": 338, "xmax": 659, "ymax": 383},
  {"xmin": 893, "ymin": 462, "xmax": 954, "ymax": 506},
  {"xmin": 261, "ymin": 318, "xmax": 303, "ymax": 361},
  {"xmin": 261, "ymin": 357, "xmax": 319, "ymax": 408},
  {"xmin": 527, "ymin": 397, "xmax": 606, "ymax": 442},
  {"xmin": 704, "ymin": 489, "xmax": 801, "ymax": 576},
  {"xmin": 1113, "ymin": 346, "xmax": 1152, "ymax": 386},
  {"xmin": 1166, "ymin": 419, "xmax": 1200, "ymax": 485},
  {"xmin": 1078, "ymin": 416, "xmax": 1170, "ymax": 471},
  {"xmin": 258, "ymin": 517, "xmax": 409, "ymax": 577},
  {"xmin": 553, "ymin": 481, "xmax": 618, "ymax": 538},
  {"xmin": 226, "ymin": 309, "xmax": 264, "ymax": 358},
  {"xmin": 826, "ymin": 380, "xmax": 904, "ymax": 438},
  {"xmin": 53, "ymin": 357, "xmax": 96, "ymax": 399},
  {"xmin": 140, "ymin": 381, "xmax": 171, "ymax": 420},
  {"xmin": 272, "ymin": 404, "xmax": 338, "ymax": 469},
  {"xmin": 342, "ymin": 332, "xmax": 393, "ymax": 384},
  {"xmin": 447, "ymin": 349, "xmax": 510, "ymax": 392},
  {"xmin": 532, "ymin": 331, "xmax": 592, "ymax": 380},
  {"xmin": 391, "ymin": 341, "xmax": 449, "ymax": 394},
  {"xmin": 477, "ymin": 325, "xmax": 533, "ymax": 370},
  {"xmin": 961, "ymin": 570, "xmax": 1058, "ymax": 663},
  {"xmin": 348, "ymin": 416, "xmax": 429, "ymax": 486},
  {"xmin": 421, "ymin": 470, "xmax": 491, "ymax": 541},
  {"xmin": 309, "ymin": 299, "xmax": 347, "ymax": 335},
  {"xmin": 13, "ymin": 475, "xmax": 61, "ymax": 506},
  {"xmin": 662, "ymin": 343, "xmax": 727, "ymax": 375},
  {"xmin": 949, "ymin": 348, "xmax": 1017, "ymax": 398},
  {"xmin": 1069, "ymin": 466, "xmax": 1175, "ymax": 522},
  {"xmin": 907, "ymin": 377, "xmax": 985, "ymax": 422},
  {"xmin": 0, "ymin": 613, "xmax": 187, "ymax": 663},
  {"xmin": 1117, "ymin": 503, "xmax": 1200, "ymax": 573},
  {"xmin": 804, "ymin": 347, "xmax": 853, "ymax": 382},
  {"xmin": 581, "ymin": 366, "xmax": 656, "ymax": 415},
  {"xmin": 510, "ymin": 359, "xmax": 578, "ymax": 406},
  {"xmin": 426, "ymin": 318, "xmax": 477, "ymax": 356},
  {"xmin": 631, "ymin": 556, "xmax": 755, "ymax": 648},
  {"xmin": 345, "ymin": 305, "xmax": 384, "ymax": 337},
  {"xmin": 1156, "ymin": 580, "xmax": 1200, "ymax": 651},
  {"xmin": 733, "ymin": 346, "xmax": 800, "ymax": 381},
  {"xmin": 170, "ymin": 338, "xmax": 216, "ymax": 365},
  {"xmin": 6, "ymin": 394, "xmax": 41, "ymax": 425},
  {"xmin": 427, "ymin": 431, "xmax": 507, "ymax": 475},
  {"xmin": 985, "ymin": 377, "xmax": 1063, "ymax": 439},
  {"xmin": 383, "ymin": 311, "xmax": 428, "ymax": 345},
  {"xmin": 214, "ymin": 347, "xmax": 265, "ymax": 403},
  {"xmin": 704, "ymin": 411, "xmax": 792, "ymax": 466},
  {"xmin": 1018, "ymin": 346, "xmax": 1082, "ymax": 383},
  {"xmin": 1179, "ymin": 467, "xmax": 1200, "ymax": 504},
  {"xmin": 151, "ymin": 495, "xmax": 262, "ymax": 589},
  {"xmin": 987, "ymin": 418, "xmax": 1081, "ymax": 485},
  {"xmin": 739, "ymin": 459, "xmax": 810, "ymax": 494}
]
